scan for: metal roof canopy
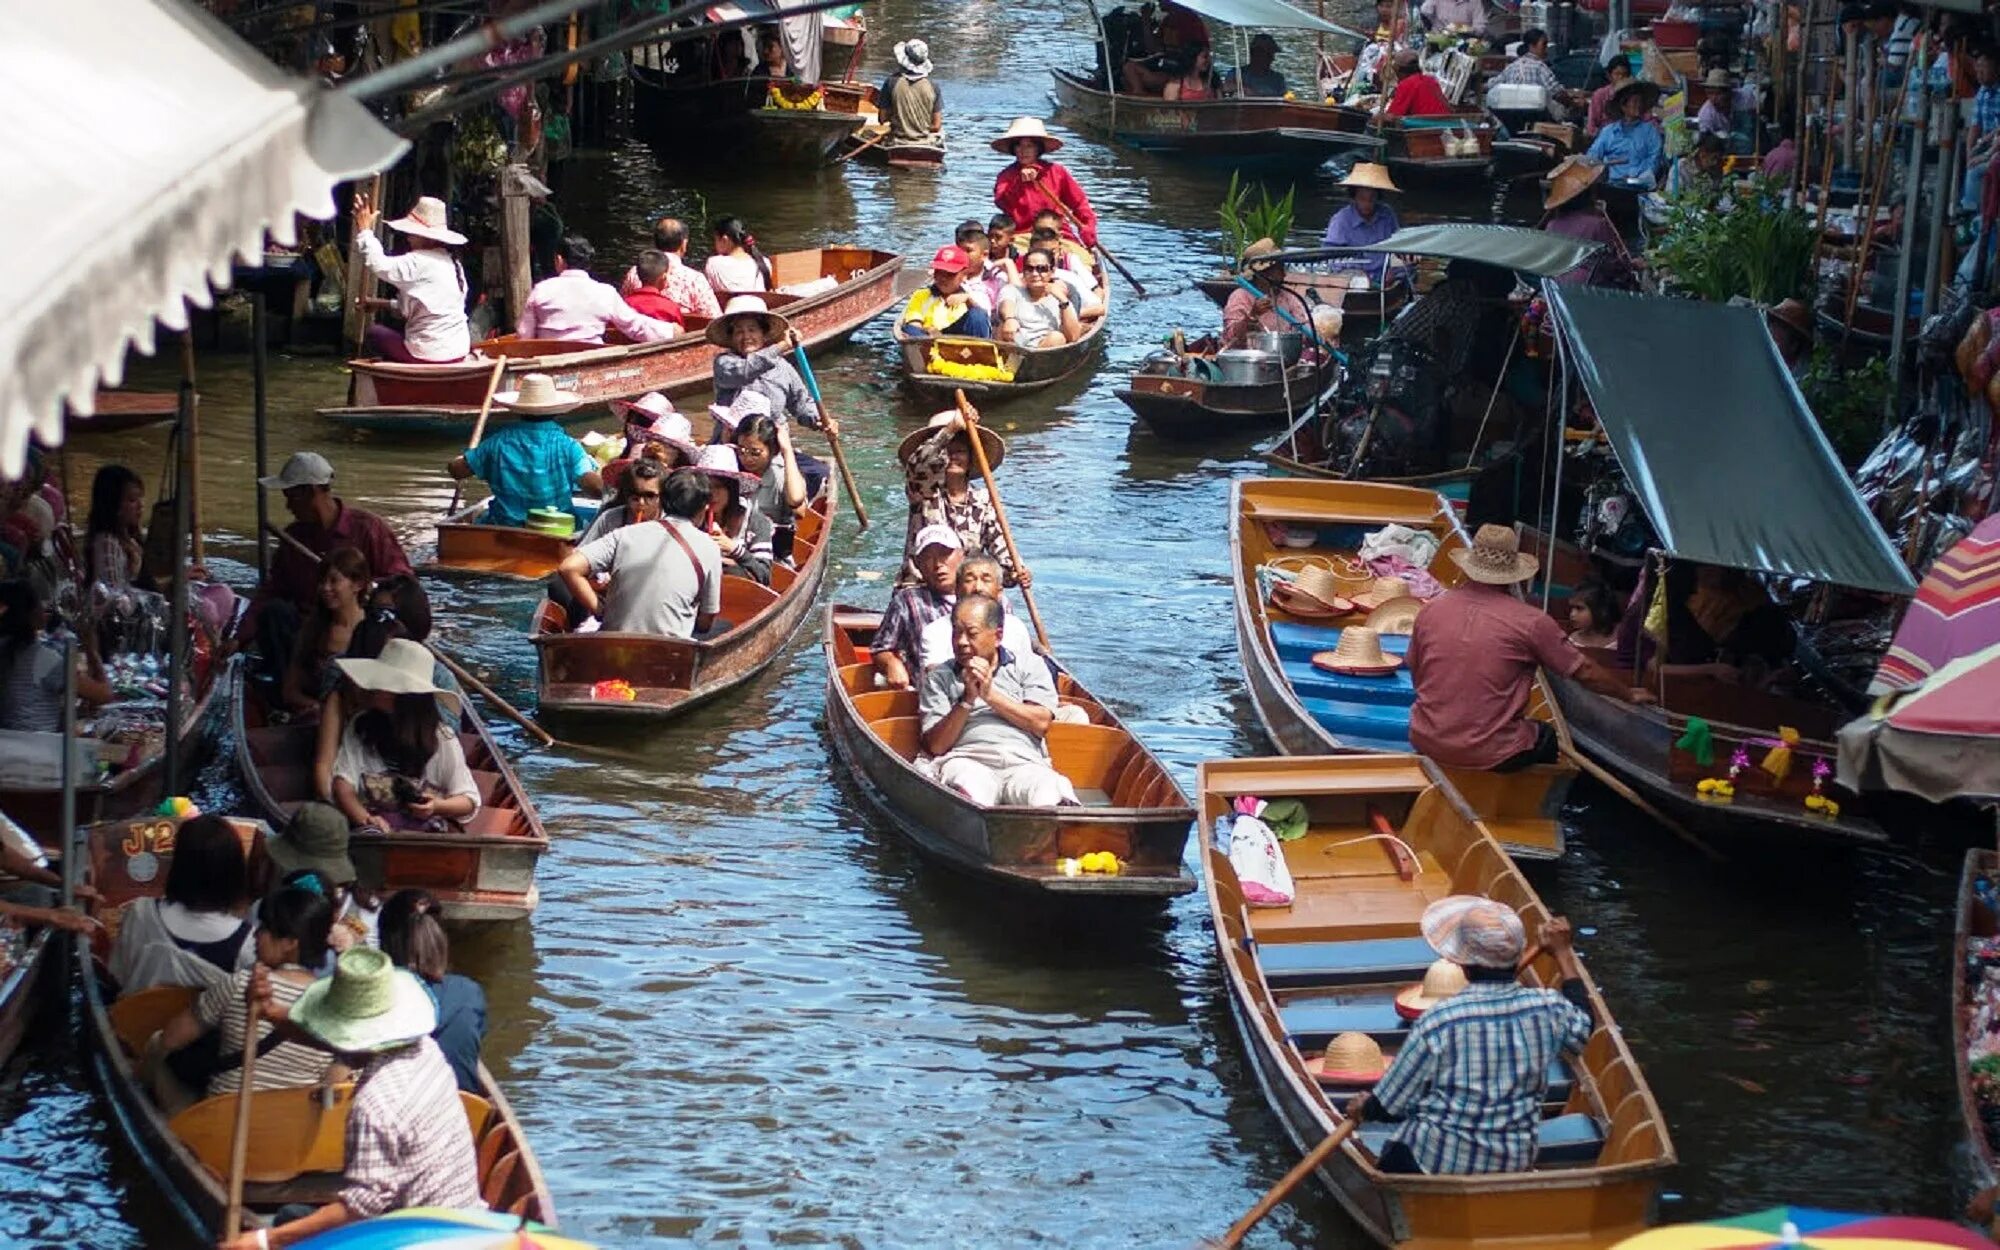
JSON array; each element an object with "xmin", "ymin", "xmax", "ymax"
[
  {"xmin": 1165, "ymin": 0, "xmax": 1369, "ymax": 41},
  {"xmin": 1271, "ymin": 223, "xmax": 1603, "ymax": 278}
]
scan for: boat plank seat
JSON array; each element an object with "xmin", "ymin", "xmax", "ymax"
[
  {"xmin": 1242, "ymin": 499, "xmax": 1444, "ymax": 529},
  {"xmin": 854, "ymin": 690, "xmax": 918, "ymax": 720},
  {"xmin": 874, "ymin": 716, "xmax": 922, "ymax": 761},
  {"xmin": 1279, "ymin": 831, "xmax": 1447, "ymax": 882},
  {"xmin": 1354, "ymin": 1111, "xmax": 1603, "ymax": 1169},
  {"xmin": 462, "ymin": 806, "xmax": 524, "ymax": 836},
  {"xmin": 1254, "ymin": 935, "xmax": 1438, "ymax": 988},
  {"xmin": 1048, "ymin": 723, "xmax": 1147, "ymax": 802},
  {"xmin": 171, "ymin": 1085, "xmax": 497, "ymax": 1186},
  {"xmin": 836, "ymin": 662, "xmax": 874, "ymax": 696},
  {"xmin": 109, "ymin": 984, "xmax": 199, "ymax": 1055},
  {"xmin": 1249, "ymin": 872, "xmax": 1453, "ymax": 943}
]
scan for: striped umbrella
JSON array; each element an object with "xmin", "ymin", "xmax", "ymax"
[
  {"xmin": 291, "ymin": 1209, "xmax": 596, "ymax": 1250},
  {"xmin": 1874, "ymin": 515, "xmax": 2000, "ymax": 693},
  {"xmin": 1610, "ymin": 1208, "xmax": 1996, "ymax": 1250}
]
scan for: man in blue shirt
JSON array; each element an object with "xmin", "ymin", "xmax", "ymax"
[
  {"xmin": 1585, "ymin": 78, "xmax": 1664, "ymax": 189},
  {"xmin": 446, "ymin": 372, "xmax": 601, "ymax": 527}
]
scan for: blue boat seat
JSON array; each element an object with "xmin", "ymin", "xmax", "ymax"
[
  {"xmin": 1280, "ymin": 994, "xmax": 1410, "ymax": 1046},
  {"xmin": 1269, "ymin": 621, "xmax": 1413, "ymax": 665},
  {"xmin": 1256, "ymin": 937, "xmax": 1438, "ymax": 989},
  {"xmin": 1353, "ymin": 1113, "xmax": 1604, "ymax": 1169}
]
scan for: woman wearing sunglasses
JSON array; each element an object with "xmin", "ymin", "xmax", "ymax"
[{"xmin": 997, "ymin": 249, "xmax": 1081, "ymax": 349}]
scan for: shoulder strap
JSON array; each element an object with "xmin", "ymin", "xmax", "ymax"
[{"xmin": 660, "ymin": 519, "xmax": 709, "ymax": 606}]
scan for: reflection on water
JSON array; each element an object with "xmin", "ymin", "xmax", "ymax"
[{"xmin": 3, "ymin": 0, "xmax": 1981, "ymax": 1242}]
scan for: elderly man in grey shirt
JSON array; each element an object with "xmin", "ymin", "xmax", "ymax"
[
  {"xmin": 556, "ymin": 467, "xmax": 721, "ymax": 639},
  {"xmin": 918, "ymin": 594, "xmax": 1078, "ymax": 807}
]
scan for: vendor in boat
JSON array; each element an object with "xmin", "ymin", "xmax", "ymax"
[
  {"xmin": 1322, "ymin": 163, "xmax": 1404, "ymax": 282},
  {"xmin": 1163, "ymin": 43, "xmax": 1220, "ymax": 101},
  {"xmin": 1407, "ymin": 525, "xmax": 1653, "ymax": 772},
  {"xmin": 1651, "ymin": 562, "xmax": 1796, "ymax": 686},
  {"xmin": 0, "ymin": 578, "xmax": 112, "ymax": 733},
  {"xmin": 1584, "ymin": 55, "xmax": 1633, "ymax": 137},
  {"xmin": 1695, "ymin": 68, "xmax": 1737, "ymax": 140},
  {"xmin": 900, "ymin": 244, "xmax": 993, "ymax": 339},
  {"xmin": 84, "ymin": 464, "xmax": 150, "ymax": 593},
  {"xmin": 620, "ymin": 217, "xmax": 722, "ymax": 320},
  {"xmin": 558, "ymin": 467, "xmax": 723, "ymax": 641},
  {"xmin": 351, "ymin": 193, "xmax": 471, "ymax": 366},
  {"xmin": 1221, "ymin": 238, "xmax": 1311, "ymax": 351},
  {"xmin": 216, "ymin": 947, "xmax": 481, "ymax": 1250},
  {"xmin": 518, "ymin": 235, "xmax": 680, "ymax": 345},
  {"xmin": 1585, "ymin": 78, "xmax": 1665, "ymax": 189},
  {"xmin": 1418, "ymin": 0, "xmax": 1489, "ymax": 36},
  {"xmin": 1540, "ymin": 158, "xmax": 1642, "ymax": 289},
  {"xmin": 1343, "ymin": 897, "xmax": 1594, "ymax": 1174},
  {"xmin": 1384, "ymin": 49, "xmax": 1455, "ymax": 118},
  {"xmin": 874, "ymin": 524, "xmax": 966, "ymax": 689},
  {"xmin": 992, "ymin": 118, "xmax": 1100, "ymax": 250},
  {"xmin": 899, "ymin": 410, "xmax": 1024, "ymax": 590},
  {"xmin": 918, "ymin": 594, "xmax": 1078, "ymax": 807},
  {"xmin": 882, "ymin": 38, "xmax": 943, "ymax": 147},
  {"xmin": 1486, "ymin": 28, "xmax": 1581, "ymax": 121},
  {"xmin": 1225, "ymin": 33, "xmax": 1288, "ymax": 98},
  {"xmin": 999, "ymin": 248, "xmax": 1084, "ymax": 348},
  {"xmin": 445, "ymin": 373, "xmax": 601, "ymax": 528},
  {"xmin": 708, "ymin": 296, "xmax": 836, "ymax": 501},
  {"xmin": 1664, "ymin": 132, "xmax": 1728, "ymax": 202}
]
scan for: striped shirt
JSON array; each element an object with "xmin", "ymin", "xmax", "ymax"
[
  {"xmin": 339, "ymin": 1036, "xmax": 482, "ymax": 1218},
  {"xmin": 1371, "ymin": 979, "xmax": 1593, "ymax": 1174},
  {"xmin": 196, "ymin": 967, "xmax": 332, "ymax": 1097}
]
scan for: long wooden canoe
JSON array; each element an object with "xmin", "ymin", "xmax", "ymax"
[
  {"xmin": 825, "ymin": 606, "xmax": 1195, "ymax": 896},
  {"xmin": 897, "ymin": 256, "xmax": 1111, "ymax": 399},
  {"xmin": 428, "ymin": 497, "xmax": 594, "ymax": 582},
  {"xmin": 531, "ymin": 479, "xmax": 834, "ymax": 721},
  {"xmin": 1118, "ymin": 359, "xmax": 1328, "ymax": 441},
  {"xmin": 1049, "ymin": 68, "xmax": 1383, "ymax": 173},
  {"xmin": 76, "ymin": 813, "xmax": 554, "ymax": 1239},
  {"xmin": 1377, "ymin": 115, "xmax": 1498, "ymax": 184},
  {"xmin": 1199, "ymin": 753, "xmax": 1673, "ymax": 1248},
  {"xmin": 319, "ymin": 247, "xmax": 901, "ymax": 435},
  {"xmin": 1258, "ymin": 410, "xmax": 1483, "ymax": 496},
  {"xmin": 229, "ymin": 664, "xmax": 550, "ymax": 920},
  {"xmin": 1956, "ymin": 849, "xmax": 2000, "ymax": 1209},
  {"xmin": 1230, "ymin": 478, "xmax": 1575, "ymax": 859}
]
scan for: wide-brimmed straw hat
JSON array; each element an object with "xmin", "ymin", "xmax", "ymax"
[
  {"xmin": 1701, "ymin": 68, "xmax": 1735, "ymax": 90},
  {"xmin": 1449, "ymin": 524, "xmax": 1540, "ymax": 585},
  {"xmin": 1240, "ymin": 237, "xmax": 1284, "ymax": 274},
  {"xmin": 705, "ymin": 294, "xmax": 792, "ymax": 348},
  {"xmin": 693, "ymin": 443, "xmax": 762, "ymax": 488},
  {"xmin": 1310, "ymin": 1031, "xmax": 1388, "ymax": 1084},
  {"xmin": 1340, "ymin": 162, "xmax": 1401, "ymax": 194},
  {"xmin": 992, "ymin": 116, "xmax": 1064, "ymax": 155},
  {"xmin": 1609, "ymin": 78, "xmax": 1662, "ymax": 112},
  {"xmin": 1422, "ymin": 894, "xmax": 1527, "ymax": 970},
  {"xmin": 613, "ymin": 392, "xmax": 677, "ymax": 424},
  {"xmin": 1543, "ymin": 155, "xmax": 1608, "ymax": 211},
  {"xmin": 266, "ymin": 801, "xmax": 357, "ymax": 885},
  {"xmin": 1364, "ymin": 595, "xmax": 1424, "ymax": 635},
  {"xmin": 1348, "ymin": 576, "xmax": 1414, "ymax": 611},
  {"xmin": 386, "ymin": 196, "xmax": 468, "ymax": 246},
  {"xmin": 1766, "ymin": 298, "xmax": 1814, "ymax": 347},
  {"xmin": 1311, "ymin": 626, "xmax": 1403, "ymax": 676},
  {"xmin": 894, "ymin": 38, "xmax": 933, "ymax": 77},
  {"xmin": 1395, "ymin": 957, "xmax": 1471, "ymax": 1018},
  {"xmin": 333, "ymin": 639, "xmax": 459, "ymax": 716},
  {"xmin": 493, "ymin": 372, "xmax": 582, "ymax": 417},
  {"xmin": 897, "ymin": 410, "xmax": 1006, "ymax": 469},
  {"xmin": 288, "ymin": 947, "xmax": 438, "ymax": 1054}
]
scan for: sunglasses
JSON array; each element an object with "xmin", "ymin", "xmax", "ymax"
[
  {"xmin": 1024, "ymin": 263, "xmax": 1053, "ymax": 273},
  {"xmin": 631, "ymin": 490, "xmax": 662, "ymax": 503}
]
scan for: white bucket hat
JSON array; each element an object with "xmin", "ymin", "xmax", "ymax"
[
  {"xmin": 709, "ymin": 389, "xmax": 775, "ymax": 433},
  {"xmin": 287, "ymin": 947, "xmax": 439, "ymax": 1054},
  {"xmin": 493, "ymin": 372, "xmax": 583, "ymax": 417},
  {"xmin": 385, "ymin": 196, "xmax": 468, "ymax": 246},
  {"xmin": 894, "ymin": 38, "xmax": 933, "ymax": 77},
  {"xmin": 259, "ymin": 451, "xmax": 335, "ymax": 491},
  {"xmin": 333, "ymin": 638, "xmax": 458, "ymax": 715},
  {"xmin": 913, "ymin": 523, "xmax": 962, "ymax": 555},
  {"xmin": 705, "ymin": 295, "xmax": 792, "ymax": 348}
]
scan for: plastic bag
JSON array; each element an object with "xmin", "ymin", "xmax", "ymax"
[{"xmin": 1228, "ymin": 814, "xmax": 1296, "ymax": 908}]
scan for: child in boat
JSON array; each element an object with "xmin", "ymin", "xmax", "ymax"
[
  {"xmin": 1567, "ymin": 581, "xmax": 1618, "ymax": 649},
  {"xmin": 445, "ymin": 373, "xmax": 602, "ymax": 529}
]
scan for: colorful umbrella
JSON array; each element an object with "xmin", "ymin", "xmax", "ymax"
[
  {"xmin": 1874, "ymin": 515, "xmax": 2000, "ymax": 694},
  {"xmin": 1840, "ymin": 639, "xmax": 2000, "ymax": 802},
  {"xmin": 291, "ymin": 1208, "xmax": 597, "ymax": 1250},
  {"xmin": 1610, "ymin": 1207, "xmax": 1996, "ymax": 1250}
]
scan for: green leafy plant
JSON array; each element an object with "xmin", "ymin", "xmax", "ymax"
[
  {"xmin": 1218, "ymin": 171, "xmax": 1297, "ymax": 270},
  {"xmin": 1646, "ymin": 183, "xmax": 1816, "ymax": 304},
  {"xmin": 1798, "ymin": 348, "xmax": 1889, "ymax": 468}
]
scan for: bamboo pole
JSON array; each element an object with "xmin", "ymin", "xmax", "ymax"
[
  {"xmin": 221, "ymin": 992, "xmax": 260, "ymax": 1241},
  {"xmin": 445, "ymin": 358, "xmax": 511, "ymax": 516},
  {"xmin": 951, "ymin": 390, "xmax": 1050, "ymax": 651},
  {"xmin": 1842, "ymin": 47, "xmax": 1916, "ymax": 340}
]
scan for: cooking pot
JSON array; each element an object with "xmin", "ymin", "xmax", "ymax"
[
  {"xmin": 1250, "ymin": 329, "xmax": 1304, "ymax": 367},
  {"xmin": 1215, "ymin": 348, "xmax": 1282, "ymax": 387}
]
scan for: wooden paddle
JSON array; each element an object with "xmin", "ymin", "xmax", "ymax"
[
  {"xmin": 430, "ymin": 644, "xmax": 556, "ymax": 749},
  {"xmin": 1197, "ymin": 1117, "xmax": 1361, "ymax": 1248},
  {"xmin": 787, "ymin": 331, "xmax": 870, "ymax": 528},
  {"xmin": 445, "ymin": 357, "xmax": 511, "ymax": 517},
  {"xmin": 222, "ymin": 989, "xmax": 260, "ymax": 1241},
  {"xmin": 836, "ymin": 125, "xmax": 891, "ymax": 164},
  {"xmin": 1041, "ymin": 194, "xmax": 1147, "ymax": 298},
  {"xmin": 951, "ymin": 390, "xmax": 1050, "ymax": 651}
]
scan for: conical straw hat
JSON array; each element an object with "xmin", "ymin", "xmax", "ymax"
[
  {"xmin": 1340, "ymin": 162, "xmax": 1401, "ymax": 194},
  {"xmin": 1543, "ymin": 155, "xmax": 1608, "ymax": 211},
  {"xmin": 1395, "ymin": 958, "xmax": 1470, "ymax": 1018},
  {"xmin": 1312, "ymin": 1031, "xmax": 1388, "ymax": 1084},
  {"xmin": 1311, "ymin": 627, "xmax": 1402, "ymax": 676}
]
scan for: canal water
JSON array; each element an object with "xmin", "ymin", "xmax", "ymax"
[{"xmin": 1, "ymin": 0, "xmax": 1982, "ymax": 1244}]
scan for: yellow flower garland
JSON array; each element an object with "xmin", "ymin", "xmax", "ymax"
[
  {"xmin": 925, "ymin": 349, "xmax": 1015, "ymax": 383},
  {"xmin": 766, "ymin": 86, "xmax": 824, "ymax": 111}
]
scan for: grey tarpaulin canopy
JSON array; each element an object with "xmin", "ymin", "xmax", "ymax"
[
  {"xmin": 0, "ymin": 0, "xmax": 405, "ymax": 476},
  {"xmin": 1270, "ymin": 224, "xmax": 1603, "ymax": 278},
  {"xmin": 1164, "ymin": 0, "xmax": 1369, "ymax": 40},
  {"xmin": 1546, "ymin": 285, "xmax": 1916, "ymax": 595}
]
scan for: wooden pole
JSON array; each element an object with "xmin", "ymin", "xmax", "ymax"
[
  {"xmin": 788, "ymin": 332, "xmax": 870, "ymax": 528},
  {"xmin": 179, "ymin": 332, "xmax": 203, "ymax": 566},
  {"xmin": 1199, "ymin": 1119, "xmax": 1361, "ymax": 1249},
  {"xmin": 222, "ymin": 993, "xmax": 260, "ymax": 1240},
  {"xmin": 428, "ymin": 645, "xmax": 558, "ymax": 749},
  {"xmin": 500, "ymin": 165, "xmax": 534, "ymax": 329},
  {"xmin": 951, "ymin": 390, "xmax": 1050, "ymax": 651},
  {"xmin": 343, "ymin": 175, "xmax": 385, "ymax": 355},
  {"xmin": 1842, "ymin": 53, "xmax": 1914, "ymax": 339},
  {"xmin": 1044, "ymin": 194, "xmax": 1146, "ymax": 297},
  {"xmin": 445, "ymin": 358, "xmax": 511, "ymax": 516}
]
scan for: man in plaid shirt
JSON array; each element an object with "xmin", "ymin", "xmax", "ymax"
[{"xmin": 1344, "ymin": 897, "xmax": 1595, "ymax": 1175}]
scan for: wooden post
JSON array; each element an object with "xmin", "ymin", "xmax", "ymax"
[
  {"xmin": 342, "ymin": 175, "xmax": 384, "ymax": 355},
  {"xmin": 500, "ymin": 164, "xmax": 535, "ymax": 331}
]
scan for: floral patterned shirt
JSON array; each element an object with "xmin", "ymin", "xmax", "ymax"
[{"xmin": 898, "ymin": 427, "xmax": 1017, "ymax": 588}]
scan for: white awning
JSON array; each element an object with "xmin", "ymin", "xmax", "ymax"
[
  {"xmin": 0, "ymin": 0, "xmax": 407, "ymax": 476},
  {"xmin": 1169, "ymin": 0, "xmax": 1368, "ymax": 40}
]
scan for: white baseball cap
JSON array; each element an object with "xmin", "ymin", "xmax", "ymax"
[
  {"xmin": 913, "ymin": 524, "xmax": 962, "ymax": 555},
  {"xmin": 259, "ymin": 452, "xmax": 335, "ymax": 491}
]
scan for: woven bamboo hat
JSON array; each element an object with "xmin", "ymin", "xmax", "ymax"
[
  {"xmin": 993, "ymin": 116, "xmax": 1063, "ymax": 155},
  {"xmin": 1609, "ymin": 77, "xmax": 1662, "ymax": 113},
  {"xmin": 706, "ymin": 294, "xmax": 792, "ymax": 347},
  {"xmin": 1311, "ymin": 626, "xmax": 1403, "ymax": 676},
  {"xmin": 1274, "ymin": 563, "xmax": 1370, "ymax": 618},
  {"xmin": 1340, "ymin": 162, "xmax": 1401, "ymax": 194},
  {"xmin": 1449, "ymin": 524, "xmax": 1539, "ymax": 585},
  {"xmin": 1313, "ymin": 1031, "xmax": 1388, "ymax": 1083},
  {"xmin": 493, "ymin": 372, "xmax": 583, "ymax": 417},
  {"xmin": 1701, "ymin": 67, "xmax": 1734, "ymax": 90},
  {"xmin": 897, "ymin": 410, "xmax": 1006, "ymax": 469},
  {"xmin": 1349, "ymin": 576, "xmax": 1414, "ymax": 611},
  {"xmin": 1543, "ymin": 155, "xmax": 1608, "ymax": 211},
  {"xmin": 1395, "ymin": 958, "xmax": 1470, "ymax": 1018},
  {"xmin": 1364, "ymin": 595, "xmax": 1424, "ymax": 635},
  {"xmin": 287, "ymin": 947, "xmax": 438, "ymax": 1054},
  {"xmin": 1240, "ymin": 237, "xmax": 1284, "ymax": 274}
]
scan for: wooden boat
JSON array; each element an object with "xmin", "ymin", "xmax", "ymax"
[
  {"xmin": 631, "ymin": 60, "xmax": 872, "ymax": 165},
  {"xmin": 1049, "ymin": 68, "xmax": 1383, "ymax": 173},
  {"xmin": 530, "ymin": 479, "xmax": 833, "ymax": 721},
  {"xmin": 897, "ymin": 257, "xmax": 1111, "ymax": 399},
  {"xmin": 319, "ymin": 247, "xmax": 901, "ymax": 435},
  {"xmin": 1256, "ymin": 404, "xmax": 1483, "ymax": 501},
  {"xmin": 1229, "ymin": 478, "xmax": 1575, "ymax": 859},
  {"xmin": 66, "ymin": 390, "xmax": 179, "ymax": 436},
  {"xmin": 1956, "ymin": 849, "xmax": 2000, "ymax": 1204},
  {"xmin": 428, "ymin": 498, "xmax": 590, "ymax": 582},
  {"xmin": 1195, "ymin": 269, "xmax": 1413, "ymax": 337},
  {"xmin": 1117, "ymin": 358, "xmax": 1329, "ymax": 441},
  {"xmin": 848, "ymin": 133, "xmax": 947, "ymax": 169},
  {"xmin": 1377, "ymin": 114, "xmax": 1498, "ymax": 183},
  {"xmin": 228, "ymin": 664, "xmax": 550, "ymax": 920},
  {"xmin": 1198, "ymin": 753, "xmax": 1674, "ymax": 1249},
  {"xmin": 824, "ymin": 606, "xmax": 1196, "ymax": 896},
  {"xmin": 75, "ymin": 813, "xmax": 553, "ymax": 1239},
  {"xmin": 0, "ymin": 812, "xmax": 56, "ymax": 1067},
  {"xmin": 746, "ymin": 81, "xmax": 874, "ymax": 163}
]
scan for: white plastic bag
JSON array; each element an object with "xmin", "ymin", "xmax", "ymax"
[{"xmin": 1229, "ymin": 814, "xmax": 1296, "ymax": 908}]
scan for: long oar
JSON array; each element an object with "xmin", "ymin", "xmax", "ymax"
[
  {"xmin": 1197, "ymin": 1118, "xmax": 1360, "ymax": 1249},
  {"xmin": 1042, "ymin": 194, "xmax": 1146, "ymax": 297},
  {"xmin": 430, "ymin": 644, "xmax": 557, "ymax": 749},
  {"xmin": 836, "ymin": 125, "xmax": 891, "ymax": 164},
  {"xmin": 788, "ymin": 331, "xmax": 870, "ymax": 528},
  {"xmin": 951, "ymin": 390, "xmax": 1049, "ymax": 650},
  {"xmin": 222, "ymin": 989, "xmax": 260, "ymax": 1242},
  {"xmin": 446, "ymin": 357, "xmax": 511, "ymax": 517}
]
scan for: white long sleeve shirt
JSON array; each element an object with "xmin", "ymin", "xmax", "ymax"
[
  {"xmin": 518, "ymin": 269, "xmax": 679, "ymax": 345},
  {"xmin": 355, "ymin": 232, "xmax": 471, "ymax": 362}
]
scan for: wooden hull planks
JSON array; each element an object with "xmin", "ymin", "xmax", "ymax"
[{"xmin": 1049, "ymin": 69, "xmax": 1382, "ymax": 172}]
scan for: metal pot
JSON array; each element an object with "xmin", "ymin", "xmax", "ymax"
[
  {"xmin": 1215, "ymin": 348, "xmax": 1282, "ymax": 387},
  {"xmin": 1250, "ymin": 329, "xmax": 1304, "ymax": 367}
]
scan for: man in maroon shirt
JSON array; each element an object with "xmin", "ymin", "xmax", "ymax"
[
  {"xmin": 1407, "ymin": 525, "xmax": 1650, "ymax": 771},
  {"xmin": 1385, "ymin": 50, "xmax": 1455, "ymax": 118}
]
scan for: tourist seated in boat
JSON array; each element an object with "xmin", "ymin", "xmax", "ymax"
[
  {"xmin": 84, "ymin": 463, "xmax": 151, "ymax": 593},
  {"xmin": 920, "ymin": 552, "xmax": 1039, "ymax": 675},
  {"xmin": 1222, "ymin": 239, "xmax": 1311, "ymax": 351},
  {"xmin": 959, "ymin": 219, "xmax": 1016, "ymax": 311},
  {"xmin": 1120, "ymin": 0, "xmax": 1207, "ymax": 93},
  {"xmin": 1665, "ymin": 132, "xmax": 1728, "ymax": 202},
  {"xmin": 279, "ymin": 546, "xmax": 371, "ymax": 718},
  {"xmin": 1407, "ymin": 525, "xmax": 1653, "ymax": 772},
  {"xmin": 1224, "ymin": 33, "xmax": 1287, "ymax": 98},
  {"xmin": 987, "ymin": 214, "xmax": 1020, "ymax": 266},
  {"xmin": 214, "ymin": 946, "xmax": 481, "ymax": 1250},
  {"xmin": 694, "ymin": 445, "xmax": 775, "ymax": 586},
  {"xmin": 0, "ymin": 578, "xmax": 113, "ymax": 733},
  {"xmin": 520, "ymin": 235, "xmax": 679, "ymax": 346},
  {"xmin": 601, "ymin": 394, "xmax": 699, "ymax": 501},
  {"xmin": 1584, "ymin": 55, "xmax": 1633, "ymax": 137},
  {"xmin": 351, "ymin": 192, "xmax": 471, "ymax": 365},
  {"xmin": 445, "ymin": 373, "xmax": 601, "ymax": 528},
  {"xmin": 1540, "ymin": 159, "xmax": 1642, "ymax": 289},
  {"xmin": 706, "ymin": 216, "xmax": 773, "ymax": 296},
  {"xmin": 265, "ymin": 800, "xmax": 376, "ymax": 966},
  {"xmin": 1418, "ymin": 0, "xmax": 1488, "ymax": 34},
  {"xmin": 320, "ymin": 640, "xmax": 479, "ymax": 834},
  {"xmin": 999, "ymin": 248, "xmax": 1084, "ymax": 348},
  {"xmin": 358, "ymin": 574, "xmax": 465, "ymax": 731},
  {"xmin": 622, "ymin": 250, "xmax": 687, "ymax": 327},
  {"xmin": 379, "ymin": 888, "xmax": 487, "ymax": 1093},
  {"xmin": 874, "ymin": 524, "xmax": 966, "ymax": 689},
  {"xmin": 918, "ymin": 594, "xmax": 1078, "ymax": 807},
  {"xmin": 898, "ymin": 410, "xmax": 1024, "ymax": 589},
  {"xmin": 109, "ymin": 814, "xmax": 252, "ymax": 995},
  {"xmin": 148, "ymin": 882, "xmax": 336, "ymax": 1113},
  {"xmin": 1585, "ymin": 79, "xmax": 1665, "ymax": 189},
  {"xmin": 1486, "ymin": 28, "xmax": 1580, "ymax": 121},
  {"xmin": 1163, "ymin": 43, "xmax": 1221, "ymax": 100},
  {"xmin": 1384, "ymin": 50, "xmax": 1454, "ymax": 117},
  {"xmin": 992, "ymin": 118, "xmax": 1100, "ymax": 250},
  {"xmin": 882, "ymin": 38, "xmax": 943, "ymax": 146},
  {"xmin": 558, "ymin": 467, "xmax": 723, "ymax": 640},
  {"xmin": 901, "ymin": 244, "xmax": 994, "ymax": 340},
  {"xmin": 1342, "ymin": 897, "xmax": 1593, "ymax": 1174},
  {"xmin": 620, "ymin": 217, "xmax": 722, "ymax": 319},
  {"xmin": 731, "ymin": 413, "xmax": 810, "ymax": 564},
  {"xmin": 1567, "ymin": 581, "xmax": 1619, "ymax": 649},
  {"xmin": 1024, "ymin": 226, "xmax": 1106, "ymax": 320},
  {"xmin": 578, "ymin": 457, "xmax": 668, "ymax": 548}
]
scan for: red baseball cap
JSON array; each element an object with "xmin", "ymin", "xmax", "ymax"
[{"xmin": 930, "ymin": 244, "xmax": 970, "ymax": 274}]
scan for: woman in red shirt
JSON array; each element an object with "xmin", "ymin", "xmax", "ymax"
[{"xmin": 991, "ymin": 117, "xmax": 1099, "ymax": 249}]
